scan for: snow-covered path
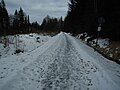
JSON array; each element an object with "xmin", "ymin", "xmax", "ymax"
[{"xmin": 0, "ymin": 32, "xmax": 120, "ymax": 90}]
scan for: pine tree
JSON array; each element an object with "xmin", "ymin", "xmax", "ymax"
[
  {"xmin": 24, "ymin": 16, "xmax": 27, "ymax": 33},
  {"xmin": 0, "ymin": 0, "xmax": 10, "ymax": 47},
  {"xmin": 27, "ymin": 15, "xmax": 30, "ymax": 33},
  {"xmin": 13, "ymin": 10, "xmax": 19, "ymax": 34},
  {"xmin": 58, "ymin": 16, "xmax": 63, "ymax": 31},
  {"xmin": 40, "ymin": 15, "xmax": 61, "ymax": 33},
  {"xmin": 0, "ymin": 3, "xmax": 2, "ymax": 36},
  {"xmin": 18, "ymin": 8, "xmax": 24, "ymax": 33},
  {"xmin": 27, "ymin": 15, "xmax": 30, "ymax": 24},
  {"xmin": 64, "ymin": 0, "xmax": 120, "ymax": 41},
  {"xmin": 64, "ymin": 0, "xmax": 96, "ymax": 35},
  {"xmin": 0, "ymin": 0, "xmax": 9, "ymax": 35},
  {"xmin": 1, "ymin": 0, "xmax": 5, "ymax": 8},
  {"xmin": 40, "ymin": 18, "xmax": 46, "ymax": 31}
]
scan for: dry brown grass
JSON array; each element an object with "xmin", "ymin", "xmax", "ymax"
[{"xmin": 97, "ymin": 41, "xmax": 120, "ymax": 61}]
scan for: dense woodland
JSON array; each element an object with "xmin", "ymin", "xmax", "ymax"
[
  {"xmin": 0, "ymin": 0, "xmax": 31, "ymax": 36},
  {"xmin": 64, "ymin": 0, "xmax": 120, "ymax": 41},
  {"xmin": 0, "ymin": 0, "xmax": 62, "ymax": 36},
  {"xmin": 40, "ymin": 15, "xmax": 63, "ymax": 33},
  {"xmin": 0, "ymin": 0, "xmax": 120, "ymax": 41}
]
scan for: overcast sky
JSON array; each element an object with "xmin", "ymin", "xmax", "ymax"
[{"xmin": 5, "ymin": 0, "xmax": 69, "ymax": 24}]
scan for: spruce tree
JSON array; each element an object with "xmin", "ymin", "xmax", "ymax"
[
  {"xmin": 27, "ymin": 15, "xmax": 30, "ymax": 33},
  {"xmin": 0, "ymin": 0, "xmax": 9, "ymax": 35},
  {"xmin": 24, "ymin": 16, "xmax": 27, "ymax": 33},
  {"xmin": 19, "ymin": 8, "xmax": 24, "ymax": 33},
  {"xmin": 0, "ymin": 0, "xmax": 9, "ymax": 47},
  {"xmin": 1, "ymin": 0, "xmax": 5, "ymax": 8},
  {"xmin": 64, "ymin": 0, "xmax": 120, "ymax": 41},
  {"xmin": 0, "ymin": 3, "xmax": 2, "ymax": 36},
  {"xmin": 13, "ymin": 10, "xmax": 19, "ymax": 34}
]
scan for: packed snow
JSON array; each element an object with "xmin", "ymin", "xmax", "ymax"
[{"xmin": 0, "ymin": 32, "xmax": 120, "ymax": 90}]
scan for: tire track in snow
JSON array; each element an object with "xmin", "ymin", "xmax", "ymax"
[{"xmin": 1, "ymin": 33, "xmax": 120, "ymax": 90}]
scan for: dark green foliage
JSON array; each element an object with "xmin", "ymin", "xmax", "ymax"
[
  {"xmin": 40, "ymin": 15, "xmax": 63, "ymax": 33},
  {"xmin": 13, "ymin": 10, "xmax": 19, "ymax": 34},
  {"xmin": 0, "ymin": 0, "xmax": 9, "ymax": 36},
  {"xmin": 0, "ymin": 0, "xmax": 40, "ymax": 35},
  {"xmin": 31, "ymin": 21, "xmax": 40, "ymax": 32},
  {"xmin": 1, "ymin": 0, "xmax": 5, "ymax": 8},
  {"xmin": 0, "ymin": 0, "xmax": 31, "ymax": 36},
  {"xmin": 64, "ymin": 0, "xmax": 120, "ymax": 41},
  {"xmin": 11, "ymin": 8, "xmax": 32, "ymax": 34},
  {"xmin": 0, "ymin": 0, "xmax": 63, "ymax": 35},
  {"xmin": 0, "ymin": 4, "xmax": 3, "ymax": 35},
  {"xmin": 64, "ymin": 0, "xmax": 98, "ymax": 35}
]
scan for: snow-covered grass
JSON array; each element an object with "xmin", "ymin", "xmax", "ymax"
[
  {"xmin": 0, "ymin": 32, "xmax": 59, "ymax": 89},
  {"xmin": 0, "ymin": 32, "xmax": 120, "ymax": 90},
  {"xmin": 94, "ymin": 38, "xmax": 109, "ymax": 48},
  {"xmin": 0, "ymin": 33, "xmax": 51, "ymax": 58},
  {"xmin": 76, "ymin": 33, "xmax": 120, "ymax": 62},
  {"xmin": 0, "ymin": 33, "xmax": 52, "ymax": 87}
]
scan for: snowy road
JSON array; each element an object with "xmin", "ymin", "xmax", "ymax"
[{"xmin": 0, "ymin": 32, "xmax": 120, "ymax": 90}]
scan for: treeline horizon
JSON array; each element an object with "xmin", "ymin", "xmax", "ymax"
[
  {"xmin": 0, "ymin": 0, "xmax": 63, "ymax": 37},
  {"xmin": 0, "ymin": 0, "xmax": 120, "ymax": 41}
]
